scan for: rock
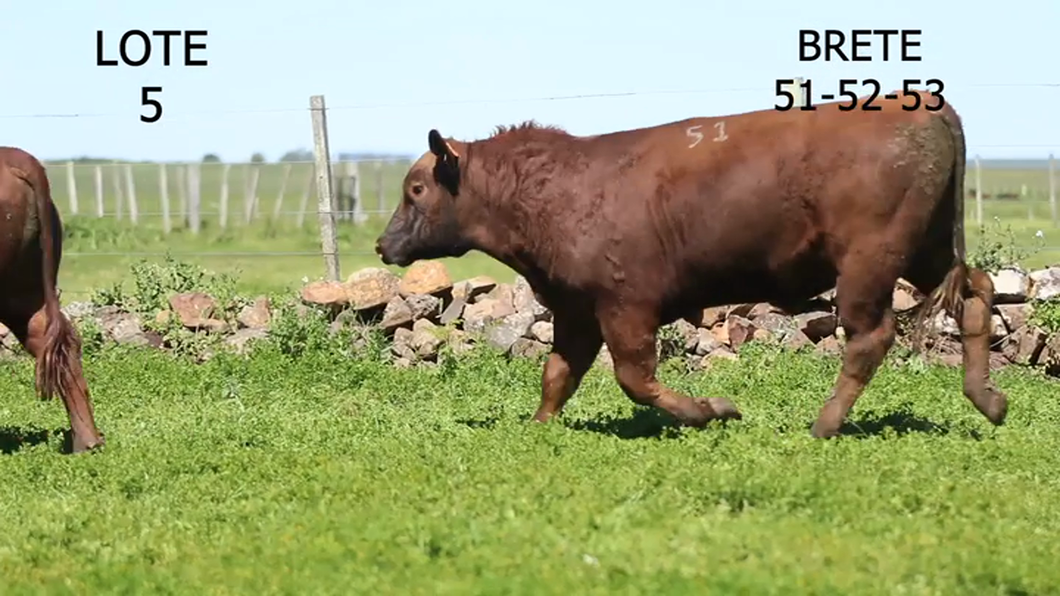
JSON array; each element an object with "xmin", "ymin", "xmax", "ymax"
[
  {"xmin": 932, "ymin": 310, "xmax": 960, "ymax": 337},
  {"xmin": 511, "ymin": 338, "xmax": 549, "ymax": 359},
  {"xmin": 225, "ymin": 328, "xmax": 268, "ymax": 354},
  {"xmin": 345, "ymin": 268, "xmax": 401, "ymax": 310},
  {"xmin": 169, "ymin": 292, "xmax": 226, "ymax": 331},
  {"xmin": 725, "ymin": 316, "xmax": 757, "ymax": 351},
  {"xmin": 446, "ymin": 329, "xmax": 475, "ymax": 356},
  {"xmin": 1030, "ymin": 267, "xmax": 1060, "ymax": 301},
  {"xmin": 991, "ymin": 267, "xmax": 1031, "ymax": 303},
  {"xmin": 596, "ymin": 345, "xmax": 614, "ymax": 370},
  {"xmin": 1042, "ymin": 334, "xmax": 1060, "ymax": 377},
  {"xmin": 405, "ymin": 293, "xmax": 442, "ymax": 320},
  {"xmin": 485, "ymin": 312, "xmax": 535, "ymax": 353},
  {"xmin": 728, "ymin": 304, "xmax": 756, "ymax": 319},
  {"xmin": 380, "ymin": 296, "xmax": 414, "ymax": 331},
  {"xmin": 1002, "ymin": 326, "xmax": 1047, "ymax": 366},
  {"xmin": 409, "ymin": 319, "xmax": 442, "ymax": 359},
  {"xmin": 301, "ymin": 280, "xmax": 349, "ymax": 307},
  {"xmin": 753, "ymin": 313, "xmax": 795, "ymax": 338},
  {"xmin": 794, "ymin": 312, "xmax": 838, "ymax": 342},
  {"xmin": 710, "ymin": 322, "xmax": 730, "ymax": 346},
  {"xmin": 990, "ymin": 314, "xmax": 1007, "ymax": 343},
  {"xmin": 814, "ymin": 336, "xmax": 843, "ymax": 356},
  {"xmin": 749, "ymin": 302, "xmax": 783, "ymax": 319},
  {"xmin": 452, "ymin": 276, "xmax": 497, "ymax": 302},
  {"xmin": 892, "ymin": 282, "xmax": 920, "ymax": 311},
  {"xmin": 462, "ymin": 296, "xmax": 516, "ymax": 335},
  {"xmin": 438, "ymin": 296, "xmax": 466, "ymax": 326},
  {"xmin": 752, "ymin": 328, "xmax": 773, "ymax": 343},
  {"xmin": 391, "ymin": 327, "xmax": 416, "ymax": 361},
  {"xmin": 529, "ymin": 321, "xmax": 554, "ymax": 344},
  {"xmin": 697, "ymin": 346, "xmax": 738, "ymax": 370},
  {"xmin": 664, "ymin": 319, "xmax": 699, "ymax": 354},
  {"xmin": 62, "ymin": 301, "xmax": 96, "ymax": 320},
  {"xmin": 513, "ymin": 276, "xmax": 549, "ymax": 320},
  {"xmin": 398, "ymin": 261, "xmax": 452, "ymax": 297},
  {"xmin": 237, "ymin": 296, "xmax": 271, "ymax": 329},
  {"xmin": 700, "ymin": 306, "xmax": 728, "ymax": 329},
  {"xmin": 1, "ymin": 327, "xmax": 19, "ymax": 351},
  {"xmin": 782, "ymin": 329, "xmax": 814, "ymax": 350},
  {"xmin": 995, "ymin": 303, "xmax": 1032, "ymax": 333},
  {"xmin": 105, "ymin": 313, "xmax": 150, "ymax": 346},
  {"xmin": 695, "ymin": 328, "xmax": 721, "ymax": 356}
]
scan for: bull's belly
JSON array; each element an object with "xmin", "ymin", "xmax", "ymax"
[{"xmin": 660, "ymin": 255, "xmax": 838, "ymax": 322}]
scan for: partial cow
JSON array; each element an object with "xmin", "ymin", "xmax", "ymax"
[
  {"xmin": 375, "ymin": 92, "xmax": 1007, "ymax": 437},
  {"xmin": 0, "ymin": 147, "xmax": 105, "ymax": 453}
]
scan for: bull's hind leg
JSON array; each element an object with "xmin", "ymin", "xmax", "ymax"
[
  {"xmin": 596, "ymin": 301, "xmax": 741, "ymax": 426},
  {"xmin": 905, "ymin": 259, "xmax": 1008, "ymax": 426},
  {"xmin": 810, "ymin": 268, "xmax": 898, "ymax": 438},
  {"xmin": 1, "ymin": 301, "xmax": 104, "ymax": 453}
]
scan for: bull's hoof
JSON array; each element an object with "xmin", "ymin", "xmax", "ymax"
[
  {"xmin": 703, "ymin": 397, "xmax": 742, "ymax": 421},
  {"xmin": 70, "ymin": 433, "xmax": 105, "ymax": 454},
  {"xmin": 678, "ymin": 397, "xmax": 742, "ymax": 427},
  {"xmin": 809, "ymin": 419, "xmax": 841, "ymax": 439},
  {"xmin": 976, "ymin": 387, "xmax": 1008, "ymax": 426}
]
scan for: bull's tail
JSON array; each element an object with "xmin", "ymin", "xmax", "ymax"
[
  {"xmin": 11, "ymin": 159, "xmax": 81, "ymax": 401},
  {"xmin": 910, "ymin": 103, "xmax": 971, "ymax": 348}
]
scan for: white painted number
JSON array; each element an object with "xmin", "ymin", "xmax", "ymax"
[
  {"xmin": 687, "ymin": 121, "xmax": 728, "ymax": 148},
  {"xmin": 686, "ymin": 125, "xmax": 703, "ymax": 148},
  {"xmin": 713, "ymin": 121, "xmax": 728, "ymax": 142}
]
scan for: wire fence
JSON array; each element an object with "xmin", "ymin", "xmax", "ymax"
[{"xmin": 5, "ymin": 82, "xmax": 1059, "ymax": 293}]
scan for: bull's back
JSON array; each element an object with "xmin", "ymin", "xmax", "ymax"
[{"xmin": 565, "ymin": 94, "xmax": 956, "ymax": 307}]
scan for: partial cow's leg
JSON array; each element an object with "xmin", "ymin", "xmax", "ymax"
[
  {"xmin": 810, "ymin": 269, "xmax": 898, "ymax": 438},
  {"xmin": 904, "ymin": 245, "xmax": 1009, "ymax": 426},
  {"xmin": 596, "ymin": 301, "xmax": 741, "ymax": 426},
  {"xmin": 2, "ymin": 303, "xmax": 104, "ymax": 453},
  {"xmin": 532, "ymin": 309, "xmax": 603, "ymax": 422},
  {"xmin": 955, "ymin": 267, "xmax": 1008, "ymax": 424}
]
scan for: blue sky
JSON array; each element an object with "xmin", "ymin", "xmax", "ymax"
[{"xmin": 2, "ymin": 0, "xmax": 1056, "ymax": 162}]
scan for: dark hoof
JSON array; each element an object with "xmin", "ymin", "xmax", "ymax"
[
  {"xmin": 678, "ymin": 397, "xmax": 742, "ymax": 427},
  {"xmin": 703, "ymin": 397, "xmax": 742, "ymax": 421},
  {"xmin": 70, "ymin": 433, "xmax": 105, "ymax": 454},
  {"xmin": 810, "ymin": 420, "xmax": 840, "ymax": 439},
  {"xmin": 979, "ymin": 389, "xmax": 1008, "ymax": 426}
]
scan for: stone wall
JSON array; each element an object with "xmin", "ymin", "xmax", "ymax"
[{"xmin": 3, "ymin": 261, "xmax": 1059, "ymax": 377}]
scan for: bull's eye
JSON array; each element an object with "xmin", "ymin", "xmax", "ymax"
[{"xmin": 411, "ymin": 183, "xmax": 425, "ymax": 196}]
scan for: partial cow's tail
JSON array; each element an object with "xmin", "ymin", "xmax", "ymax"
[
  {"xmin": 910, "ymin": 102, "xmax": 971, "ymax": 349},
  {"xmin": 10, "ymin": 157, "xmax": 80, "ymax": 401}
]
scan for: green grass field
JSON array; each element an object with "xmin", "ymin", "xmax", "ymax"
[{"xmin": 1, "ymin": 336, "xmax": 1059, "ymax": 594}]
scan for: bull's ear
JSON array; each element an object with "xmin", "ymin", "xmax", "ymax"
[{"xmin": 428, "ymin": 129, "xmax": 460, "ymax": 195}]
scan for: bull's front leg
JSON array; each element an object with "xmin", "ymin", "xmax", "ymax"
[
  {"xmin": 596, "ymin": 301, "xmax": 742, "ymax": 426},
  {"xmin": 532, "ymin": 308, "xmax": 603, "ymax": 422}
]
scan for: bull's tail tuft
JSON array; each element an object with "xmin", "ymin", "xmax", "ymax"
[
  {"xmin": 908, "ymin": 102, "xmax": 971, "ymax": 351},
  {"xmin": 11, "ymin": 160, "xmax": 81, "ymax": 401}
]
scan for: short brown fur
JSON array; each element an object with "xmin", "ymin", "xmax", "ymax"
[
  {"xmin": 0, "ymin": 147, "xmax": 104, "ymax": 453},
  {"xmin": 377, "ymin": 91, "xmax": 1007, "ymax": 436}
]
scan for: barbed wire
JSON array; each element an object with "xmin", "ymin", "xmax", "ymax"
[{"xmin": 2, "ymin": 83, "xmax": 1058, "ymax": 120}]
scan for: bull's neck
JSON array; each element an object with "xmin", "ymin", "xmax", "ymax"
[{"xmin": 458, "ymin": 159, "xmax": 542, "ymax": 279}]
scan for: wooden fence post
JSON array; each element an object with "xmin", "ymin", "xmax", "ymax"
[
  {"xmin": 65, "ymin": 161, "xmax": 78, "ymax": 215},
  {"xmin": 310, "ymin": 94, "xmax": 340, "ymax": 281}
]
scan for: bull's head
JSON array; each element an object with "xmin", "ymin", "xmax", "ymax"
[{"xmin": 375, "ymin": 129, "xmax": 471, "ymax": 267}]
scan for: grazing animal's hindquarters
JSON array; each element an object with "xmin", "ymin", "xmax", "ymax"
[
  {"xmin": 0, "ymin": 147, "xmax": 105, "ymax": 453},
  {"xmin": 375, "ymin": 92, "xmax": 1007, "ymax": 435}
]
